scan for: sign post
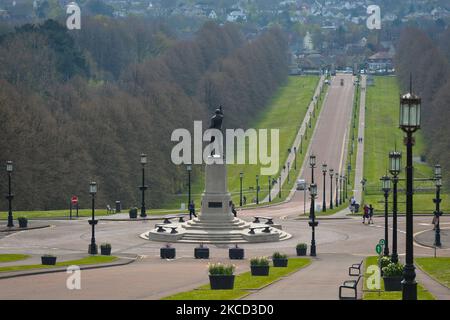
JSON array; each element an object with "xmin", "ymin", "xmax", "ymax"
[
  {"xmin": 375, "ymin": 239, "xmax": 385, "ymax": 296},
  {"xmin": 71, "ymin": 196, "xmax": 79, "ymax": 219}
]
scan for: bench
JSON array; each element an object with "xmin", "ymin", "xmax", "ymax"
[
  {"xmin": 155, "ymin": 224, "xmax": 178, "ymax": 234},
  {"xmin": 248, "ymin": 226, "xmax": 271, "ymax": 234},
  {"xmin": 106, "ymin": 205, "xmax": 116, "ymax": 215},
  {"xmin": 161, "ymin": 215, "xmax": 185, "ymax": 224},
  {"xmin": 253, "ymin": 216, "xmax": 274, "ymax": 225},
  {"xmin": 339, "ymin": 275, "xmax": 362, "ymax": 300},
  {"xmin": 349, "ymin": 260, "xmax": 363, "ymax": 276}
]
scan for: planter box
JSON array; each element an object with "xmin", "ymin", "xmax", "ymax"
[
  {"xmin": 160, "ymin": 247, "xmax": 176, "ymax": 259},
  {"xmin": 229, "ymin": 248, "xmax": 244, "ymax": 260},
  {"xmin": 100, "ymin": 247, "xmax": 111, "ymax": 256},
  {"xmin": 296, "ymin": 248, "xmax": 307, "ymax": 256},
  {"xmin": 273, "ymin": 258, "xmax": 288, "ymax": 267},
  {"xmin": 41, "ymin": 256, "xmax": 57, "ymax": 265},
  {"xmin": 194, "ymin": 247, "xmax": 209, "ymax": 259},
  {"xmin": 383, "ymin": 276, "xmax": 402, "ymax": 291},
  {"xmin": 18, "ymin": 220, "xmax": 28, "ymax": 228},
  {"xmin": 209, "ymin": 275, "xmax": 235, "ymax": 290},
  {"xmin": 129, "ymin": 212, "xmax": 138, "ymax": 219},
  {"xmin": 251, "ymin": 265, "xmax": 270, "ymax": 276}
]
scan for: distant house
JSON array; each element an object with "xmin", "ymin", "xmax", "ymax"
[
  {"xmin": 226, "ymin": 10, "xmax": 247, "ymax": 22},
  {"xmin": 366, "ymin": 51, "xmax": 394, "ymax": 72},
  {"xmin": 0, "ymin": 9, "xmax": 9, "ymax": 18},
  {"xmin": 208, "ymin": 10, "xmax": 217, "ymax": 19}
]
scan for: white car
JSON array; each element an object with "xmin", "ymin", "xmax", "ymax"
[{"xmin": 296, "ymin": 179, "xmax": 306, "ymax": 190}]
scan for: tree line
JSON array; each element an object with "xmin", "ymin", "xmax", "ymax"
[
  {"xmin": 395, "ymin": 27, "xmax": 450, "ymax": 190},
  {"xmin": 0, "ymin": 17, "xmax": 288, "ymax": 210}
]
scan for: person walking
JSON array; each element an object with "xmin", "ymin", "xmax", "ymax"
[
  {"xmin": 231, "ymin": 201, "xmax": 237, "ymax": 217},
  {"xmin": 188, "ymin": 200, "xmax": 197, "ymax": 220},
  {"xmin": 368, "ymin": 204, "xmax": 374, "ymax": 224},
  {"xmin": 363, "ymin": 204, "xmax": 369, "ymax": 224}
]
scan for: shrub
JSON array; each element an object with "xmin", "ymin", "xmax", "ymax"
[
  {"xmin": 382, "ymin": 263, "xmax": 404, "ymax": 277},
  {"xmin": 208, "ymin": 263, "xmax": 235, "ymax": 276},
  {"xmin": 296, "ymin": 243, "xmax": 307, "ymax": 250},
  {"xmin": 42, "ymin": 254, "xmax": 56, "ymax": 258},
  {"xmin": 100, "ymin": 243, "xmax": 111, "ymax": 249},
  {"xmin": 18, "ymin": 217, "xmax": 28, "ymax": 223},
  {"xmin": 272, "ymin": 252, "xmax": 287, "ymax": 259},
  {"xmin": 379, "ymin": 256, "xmax": 391, "ymax": 269},
  {"xmin": 250, "ymin": 256, "xmax": 269, "ymax": 266}
]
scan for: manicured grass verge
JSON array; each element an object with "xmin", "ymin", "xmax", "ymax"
[
  {"xmin": 363, "ymin": 256, "xmax": 435, "ymax": 300},
  {"xmin": 0, "ymin": 255, "xmax": 117, "ymax": 273},
  {"xmin": 416, "ymin": 257, "xmax": 450, "ymax": 289},
  {"xmin": 162, "ymin": 258, "xmax": 311, "ymax": 300},
  {"xmin": 363, "ymin": 76, "xmax": 448, "ymax": 213},
  {"xmin": 0, "ymin": 254, "xmax": 31, "ymax": 263}
]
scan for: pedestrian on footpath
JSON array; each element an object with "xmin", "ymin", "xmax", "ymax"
[
  {"xmin": 368, "ymin": 204, "xmax": 374, "ymax": 224},
  {"xmin": 188, "ymin": 200, "xmax": 197, "ymax": 220},
  {"xmin": 231, "ymin": 201, "xmax": 237, "ymax": 217},
  {"xmin": 363, "ymin": 204, "xmax": 369, "ymax": 224}
]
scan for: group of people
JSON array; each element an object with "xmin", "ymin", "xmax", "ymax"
[
  {"xmin": 188, "ymin": 200, "xmax": 238, "ymax": 220},
  {"xmin": 362, "ymin": 203, "xmax": 374, "ymax": 224}
]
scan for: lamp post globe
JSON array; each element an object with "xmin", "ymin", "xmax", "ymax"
[
  {"xmin": 399, "ymin": 77, "xmax": 421, "ymax": 300},
  {"xmin": 88, "ymin": 181, "xmax": 98, "ymax": 255},
  {"xmin": 389, "ymin": 150, "xmax": 402, "ymax": 263}
]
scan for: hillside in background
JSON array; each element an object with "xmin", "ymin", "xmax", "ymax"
[
  {"xmin": 0, "ymin": 18, "xmax": 288, "ymax": 210},
  {"xmin": 395, "ymin": 27, "xmax": 450, "ymax": 190}
]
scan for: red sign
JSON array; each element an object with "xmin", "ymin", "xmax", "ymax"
[{"xmin": 71, "ymin": 196, "xmax": 78, "ymax": 205}]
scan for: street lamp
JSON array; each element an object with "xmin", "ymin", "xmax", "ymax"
[
  {"xmin": 308, "ymin": 183, "xmax": 318, "ymax": 256},
  {"xmin": 389, "ymin": 150, "xmax": 402, "ymax": 263},
  {"xmin": 187, "ymin": 164, "xmax": 192, "ymax": 207},
  {"xmin": 88, "ymin": 181, "xmax": 98, "ymax": 255},
  {"xmin": 279, "ymin": 176, "xmax": 282, "ymax": 199},
  {"xmin": 268, "ymin": 175, "xmax": 272, "ymax": 202},
  {"xmin": 339, "ymin": 175, "xmax": 343, "ymax": 205},
  {"xmin": 309, "ymin": 154, "xmax": 316, "ymax": 183},
  {"xmin": 6, "ymin": 161, "xmax": 14, "ymax": 228},
  {"xmin": 399, "ymin": 77, "xmax": 421, "ymax": 300},
  {"xmin": 381, "ymin": 174, "xmax": 391, "ymax": 257},
  {"xmin": 139, "ymin": 153, "xmax": 148, "ymax": 218},
  {"xmin": 287, "ymin": 162, "xmax": 290, "ymax": 183},
  {"xmin": 433, "ymin": 165, "xmax": 442, "ymax": 247},
  {"xmin": 240, "ymin": 172, "xmax": 244, "ymax": 207},
  {"xmin": 322, "ymin": 163, "xmax": 327, "ymax": 212},
  {"xmin": 256, "ymin": 175, "xmax": 259, "ymax": 205},
  {"xmin": 335, "ymin": 173, "xmax": 339, "ymax": 207},
  {"xmin": 294, "ymin": 147, "xmax": 297, "ymax": 170},
  {"xmin": 329, "ymin": 168, "xmax": 334, "ymax": 209}
]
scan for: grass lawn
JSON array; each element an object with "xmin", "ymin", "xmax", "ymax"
[
  {"xmin": 163, "ymin": 258, "xmax": 311, "ymax": 300},
  {"xmin": 416, "ymin": 257, "xmax": 450, "ymax": 289},
  {"xmin": 164, "ymin": 76, "xmax": 320, "ymax": 209},
  {"xmin": 0, "ymin": 254, "xmax": 31, "ymax": 263},
  {"xmin": 0, "ymin": 208, "xmax": 187, "ymax": 220},
  {"xmin": 363, "ymin": 76, "xmax": 448, "ymax": 213},
  {"xmin": 0, "ymin": 255, "xmax": 117, "ymax": 273},
  {"xmin": 363, "ymin": 256, "xmax": 435, "ymax": 300}
]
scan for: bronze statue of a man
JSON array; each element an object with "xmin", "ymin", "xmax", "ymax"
[{"xmin": 209, "ymin": 106, "xmax": 223, "ymax": 131}]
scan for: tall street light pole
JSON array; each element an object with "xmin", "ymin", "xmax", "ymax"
[
  {"xmin": 329, "ymin": 168, "xmax": 334, "ymax": 210},
  {"xmin": 434, "ymin": 164, "xmax": 442, "ymax": 247},
  {"xmin": 339, "ymin": 175, "xmax": 343, "ymax": 205},
  {"xmin": 268, "ymin": 176, "xmax": 272, "ymax": 202},
  {"xmin": 381, "ymin": 174, "xmax": 391, "ymax": 257},
  {"xmin": 294, "ymin": 147, "xmax": 297, "ymax": 170},
  {"xmin": 335, "ymin": 173, "xmax": 339, "ymax": 208},
  {"xmin": 309, "ymin": 154, "xmax": 316, "ymax": 218},
  {"xmin": 256, "ymin": 175, "xmax": 259, "ymax": 205},
  {"xmin": 240, "ymin": 172, "xmax": 244, "ymax": 207},
  {"xmin": 140, "ymin": 153, "xmax": 148, "ymax": 218},
  {"xmin": 399, "ymin": 77, "xmax": 421, "ymax": 300},
  {"xmin": 308, "ymin": 183, "xmax": 318, "ymax": 256},
  {"xmin": 279, "ymin": 176, "xmax": 282, "ymax": 199},
  {"xmin": 322, "ymin": 163, "xmax": 327, "ymax": 212},
  {"xmin": 187, "ymin": 164, "xmax": 192, "ymax": 207},
  {"xmin": 389, "ymin": 150, "xmax": 402, "ymax": 263},
  {"xmin": 6, "ymin": 161, "xmax": 14, "ymax": 228},
  {"xmin": 88, "ymin": 181, "xmax": 98, "ymax": 255}
]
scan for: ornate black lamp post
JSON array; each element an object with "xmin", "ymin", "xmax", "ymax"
[
  {"xmin": 6, "ymin": 161, "xmax": 14, "ymax": 228},
  {"xmin": 88, "ymin": 181, "xmax": 98, "ymax": 255},
  {"xmin": 335, "ymin": 173, "xmax": 339, "ymax": 207},
  {"xmin": 339, "ymin": 175, "xmax": 343, "ymax": 205},
  {"xmin": 139, "ymin": 153, "xmax": 148, "ymax": 218},
  {"xmin": 268, "ymin": 175, "xmax": 272, "ymax": 202},
  {"xmin": 287, "ymin": 161, "xmax": 290, "ymax": 183},
  {"xmin": 389, "ymin": 150, "xmax": 402, "ymax": 263},
  {"xmin": 322, "ymin": 163, "xmax": 327, "ymax": 212},
  {"xmin": 240, "ymin": 172, "xmax": 244, "ymax": 207},
  {"xmin": 399, "ymin": 78, "xmax": 421, "ymax": 300},
  {"xmin": 381, "ymin": 174, "xmax": 391, "ymax": 256},
  {"xmin": 308, "ymin": 183, "xmax": 318, "ymax": 256},
  {"xmin": 279, "ymin": 176, "xmax": 282, "ymax": 199},
  {"xmin": 256, "ymin": 175, "xmax": 259, "ymax": 205},
  {"xmin": 433, "ymin": 164, "xmax": 442, "ymax": 247},
  {"xmin": 187, "ymin": 164, "xmax": 192, "ymax": 206},
  {"xmin": 329, "ymin": 168, "xmax": 334, "ymax": 209},
  {"xmin": 293, "ymin": 147, "xmax": 297, "ymax": 170}
]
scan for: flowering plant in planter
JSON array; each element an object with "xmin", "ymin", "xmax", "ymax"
[
  {"xmin": 100, "ymin": 243, "xmax": 112, "ymax": 255},
  {"xmin": 272, "ymin": 252, "xmax": 288, "ymax": 267},
  {"xmin": 18, "ymin": 217, "xmax": 28, "ymax": 228},
  {"xmin": 208, "ymin": 263, "xmax": 235, "ymax": 290},
  {"xmin": 296, "ymin": 243, "xmax": 307, "ymax": 256},
  {"xmin": 208, "ymin": 263, "xmax": 235, "ymax": 276},
  {"xmin": 382, "ymin": 262, "xmax": 404, "ymax": 291},
  {"xmin": 250, "ymin": 257, "xmax": 270, "ymax": 276}
]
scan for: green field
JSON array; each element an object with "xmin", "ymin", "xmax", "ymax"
[
  {"xmin": 416, "ymin": 257, "xmax": 450, "ymax": 288},
  {"xmin": 363, "ymin": 76, "xmax": 448, "ymax": 214},
  {"xmin": 363, "ymin": 256, "xmax": 435, "ymax": 300},
  {"xmin": 165, "ymin": 76, "xmax": 320, "ymax": 209},
  {"xmin": 163, "ymin": 258, "xmax": 311, "ymax": 300},
  {"xmin": 0, "ymin": 255, "xmax": 117, "ymax": 273},
  {"xmin": 0, "ymin": 254, "xmax": 30, "ymax": 263}
]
